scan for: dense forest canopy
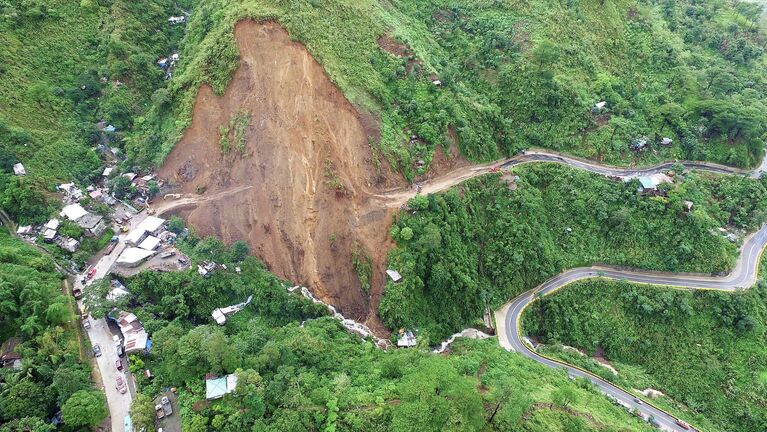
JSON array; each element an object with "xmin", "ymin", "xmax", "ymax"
[
  {"xmin": 522, "ymin": 277, "xmax": 767, "ymax": 432},
  {"xmin": 381, "ymin": 163, "xmax": 767, "ymax": 340},
  {"xmin": 0, "ymin": 231, "xmax": 105, "ymax": 431}
]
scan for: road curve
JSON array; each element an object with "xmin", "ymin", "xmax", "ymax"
[
  {"xmin": 497, "ymin": 224, "xmax": 767, "ymax": 432},
  {"xmin": 371, "ymin": 148, "xmax": 761, "ymax": 208}
]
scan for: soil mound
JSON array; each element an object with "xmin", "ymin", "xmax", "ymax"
[{"xmin": 159, "ymin": 20, "xmax": 407, "ymax": 331}]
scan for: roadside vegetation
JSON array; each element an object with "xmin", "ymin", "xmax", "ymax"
[
  {"xmin": 521, "ymin": 262, "xmax": 767, "ymax": 432},
  {"xmin": 0, "ymin": 230, "xmax": 105, "ymax": 431},
  {"xmin": 381, "ymin": 163, "xmax": 767, "ymax": 341}
]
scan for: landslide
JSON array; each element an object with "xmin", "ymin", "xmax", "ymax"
[{"xmin": 159, "ymin": 20, "xmax": 423, "ymax": 331}]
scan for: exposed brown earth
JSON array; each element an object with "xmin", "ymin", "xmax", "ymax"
[{"xmin": 159, "ymin": 20, "xmax": 411, "ymax": 333}]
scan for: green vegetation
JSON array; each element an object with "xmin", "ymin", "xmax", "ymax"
[
  {"xmin": 218, "ymin": 110, "xmax": 250, "ymax": 155},
  {"xmin": 0, "ymin": 0, "xmax": 185, "ymax": 220},
  {"xmin": 125, "ymin": 0, "xmax": 767, "ymax": 180},
  {"xmin": 61, "ymin": 389, "xmax": 108, "ymax": 428},
  {"xmin": 381, "ymin": 163, "xmax": 767, "ymax": 340},
  {"xmin": 108, "ymin": 237, "xmax": 652, "ymax": 432},
  {"xmin": 522, "ymin": 271, "xmax": 767, "ymax": 431},
  {"xmin": 352, "ymin": 242, "xmax": 373, "ymax": 295},
  {"xmin": 0, "ymin": 230, "xmax": 102, "ymax": 429}
]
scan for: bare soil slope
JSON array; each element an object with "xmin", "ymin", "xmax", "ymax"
[{"xmin": 159, "ymin": 20, "xmax": 407, "ymax": 330}]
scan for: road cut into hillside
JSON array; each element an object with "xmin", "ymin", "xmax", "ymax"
[{"xmin": 159, "ymin": 20, "xmax": 470, "ymax": 333}]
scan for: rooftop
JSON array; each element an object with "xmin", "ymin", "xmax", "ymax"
[
  {"xmin": 44, "ymin": 218, "xmax": 60, "ymax": 230},
  {"xmin": 205, "ymin": 374, "xmax": 238, "ymax": 400},
  {"xmin": 136, "ymin": 216, "xmax": 166, "ymax": 234},
  {"xmin": 60, "ymin": 203, "xmax": 88, "ymax": 221},
  {"xmin": 386, "ymin": 269, "xmax": 402, "ymax": 282},
  {"xmin": 76, "ymin": 213, "xmax": 104, "ymax": 230},
  {"xmin": 138, "ymin": 235, "xmax": 161, "ymax": 251},
  {"xmin": 13, "ymin": 163, "xmax": 25, "ymax": 176},
  {"xmin": 116, "ymin": 247, "xmax": 155, "ymax": 265}
]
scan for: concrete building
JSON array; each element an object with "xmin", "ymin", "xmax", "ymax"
[
  {"xmin": 77, "ymin": 213, "xmax": 107, "ymax": 237},
  {"xmin": 115, "ymin": 311, "xmax": 149, "ymax": 354},
  {"xmin": 116, "ymin": 247, "xmax": 155, "ymax": 267},
  {"xmin": 138, "ymin": 235, "xmax": 161, "ymax": 251}
]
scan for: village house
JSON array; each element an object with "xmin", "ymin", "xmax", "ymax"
[
  {"xmin": 16, "ymin": 225, "xmax": 34, "ymax": 236},
  {"xmin": 58, "ymin": 183, "xmax": 83, "ymax": 201},
  {"xmin": 60, "ymin": 237, "xmax": 80, "ymax": 253},
  {"xmin": 76, "ymin": 213, "xmax": 107, "ymax": 237},
  {"xmin": 205, "ymin": 373, "xmax": 238, "ymax": 400},
  {"xmin": 125, "ymin": 216, "xmax": 166, "ymax": 246},
  {"xmin": 112, "ymin": 311, "xmax": 149, "ymax": 354},
  {"xmin": 13, "ymin": 163, "xmax": 25, "ymax": 176},
  {"xmin": 397, "ymin": 329, "xmax": 417, "ymax": 348},
  {"xmin": 168, "ymin": 15, "xmax": 185, "ymax": 24},
  {"xmin": 636, "ymin": 173, "xmax": 673, "ymax": 195},
  {"xmin": 0, "ymin": 338, "xmax": 22, "ymax": 369}
]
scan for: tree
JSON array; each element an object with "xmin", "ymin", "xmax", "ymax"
[
  {"xmin": 167, "ymin": 216, "xmax": 185, "ymax": 234},
  {"xmin": 130, "ymin": 394, "xmax": 157, "ymax": 432},
  {"xmin": 61, "ymin": 390, "xmax": 107, "ymax": 428},
  {"xmin": 532, "ymin": 40, "xmax": 560, "ymax": 67},
  {"xmin": 148, "ymin": 180, "xmax": 160, "ymax": 197},
  {"xmin": 0, "ymin": 380, "xmax": 51, "ymax": 421},
  {"xmin": 0, "ymin": 417, "xmax": 54, "ymax": 432},
  {"xmin": 109, "ymin": 176, "xmax": 133, "ymax": 199},
  {"xmin": 51, "ymin": 364, "xmax": 91, "ymax": 405},
  {"xmin": 231, "ymin": 240, "xmax": 250, "ymax": 262},
  {"xmin": 552, "ymin": 385, "xmax": 578, "ymax": 408},
  {"xmin": 400, "ymin": 227, "xmax": 414, "ymax": 241}
]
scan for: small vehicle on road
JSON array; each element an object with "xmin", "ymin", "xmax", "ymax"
[
  {"xmin": 72, "ymin": 286, "xmax": 83, "ymax": 298},
  {"xmin": 81, "ymin": 313, "xmax": 90, "ymax": 329},
  {"xmin": 116, "ymin": 375, "xmax": 127, "ymax": 394},
  {"xmin": 160, "ymin": 396, "xmax": 173, "ymax": 416},
  {"xmin": 675, "ymin": 419, "xmax": 691, "ymax": 430},
  {"xmin": 86, "ymin": 267, "xmax": 97, "ymax": 280},
  {"xmin": 115, "ymin": 359, "xmax": 123, "ymax": 371},
  {"xmin": 648, "ymin": 416, "xmax": 661, "ymax": 428},
  {"xmin": 632, "ymin": 397, "xmax": 643, "ymax": 405},
  {"xmin": 92, "ymin": 344, "xmax": 101, "ymax": 357},
  {"xmin": 104, "ymin": 242, "xmax": 117, "ymax": 255},
  {"xmin": 155, "ymin": 403, "xmax": 165, "ymax": 419}
]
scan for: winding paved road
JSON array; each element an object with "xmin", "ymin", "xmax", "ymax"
[
  {"xmin": 496, "ymin": 220, "xmax": 767, "ymax": 432},
  {"xmin": 147, "ymin": 148, "xmax": 765, "ymax": 431}
]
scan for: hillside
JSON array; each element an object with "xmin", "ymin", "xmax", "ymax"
[
  {"xmin": 0, "ymin": 230, "xmax": 107, "ymax": 430},
  {"xmin": 101, "ymin": 231, "xmax": 656, "ymax": 432},
  {"xmin": 521, "ymin": 262, "xmax": 767, "ymax": 431},
  {"xmin": 127, "ymin": 0, "xmax": 767, "ymax": 181},
  {"xmin": 382, "ymin": 163, "xmax": 767, "ymax": 340}
]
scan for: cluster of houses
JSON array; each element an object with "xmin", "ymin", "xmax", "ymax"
[
  {"xmin": 16, "ymin": 201, "xmax": 107, "ymax": 254},
  {"xmin": 116, "ymin": 216, "xmax": 168, "ymax": 267}
]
